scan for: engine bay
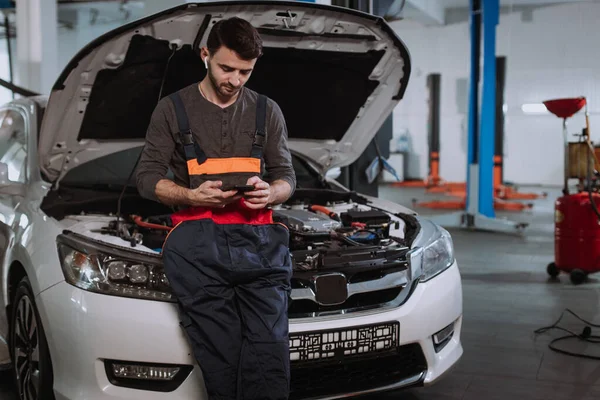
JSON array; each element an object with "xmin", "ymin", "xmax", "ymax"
[
  {"xmin": 61, "ymin": 199, "xmax": 409, "ymax": 272},
  {"xmin": 272, "ymin": 204, "xmax": 408, "ymax": 270},
  {"xmin": 43, "ymin": 178, "xmax": 415, "ymax": 274}
]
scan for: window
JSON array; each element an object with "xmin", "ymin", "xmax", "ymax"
[{"xmin": 0, "ymin": 110, "xmax": 28, "ymax": 183}]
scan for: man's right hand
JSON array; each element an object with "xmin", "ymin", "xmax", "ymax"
[{"xmin": 186, "ymin": 180, "xmax": 242, "ymax": 208}]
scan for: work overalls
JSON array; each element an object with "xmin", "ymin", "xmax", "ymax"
[{"xmin": 162, "ymin": 92, "xmax": 293, "ymax": 400}]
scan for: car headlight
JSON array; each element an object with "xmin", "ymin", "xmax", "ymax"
[
  {"xmin": 56, "ymin": 232, "xmax": 174, "ymax": 302},
  {"xmin": 420, "ymin": 228, "xmax": 455, "ymax": 282}
]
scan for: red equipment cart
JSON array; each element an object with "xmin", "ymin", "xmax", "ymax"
[{"xmin": 545, "ymin": 97, "xmax": 600, "ymax": 284}]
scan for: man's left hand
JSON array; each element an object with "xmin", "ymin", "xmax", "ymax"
[{"xmin": 242, "ymin": 176, "xmax": 271, "ymax": 209}]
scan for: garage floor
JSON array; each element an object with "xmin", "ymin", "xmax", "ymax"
[
  {"xmin": 372, "ymin": 185, "xmax": 600, "ymax": 400},
  {"xmin": 1, "ymin": 185, "xmax": 600, "ymax": 399}
]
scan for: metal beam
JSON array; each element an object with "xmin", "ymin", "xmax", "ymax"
[
  {"xmin": 16, "ymin": 0, "xmax": 58, "ymax": 94},
  {"xmin": 477, "ymin": 0, "xmax": 499, "ymax": 218},
  {"xmin": 465, "ymin": 0, "xmax": 481, "ymax": 214},
  {"xmin": 427, "ymin": 0, "xmax": 528, "ymax": 235}
]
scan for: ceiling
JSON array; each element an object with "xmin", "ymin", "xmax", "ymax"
[
  {"xmin": 392, "ymin": 0, "xmax": 597, "ymax": 25},
  {"xmin": 6, "ymin": 0, "xmax": 597, "ymax": 28},
  {"xmin": 443, "ymin": 0, "xmax": 590, "ymax": 6}
]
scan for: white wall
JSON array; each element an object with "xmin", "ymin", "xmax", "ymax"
[
  {"xmin": 0, "ymin": 2, "xmax": 148, "ymax": 106},
  {"xmin": 390, "ymin": 2, "xmax": 600, "ymax": 186},
  {"xmin": 0, "ymin": 38, "xmax": 15, "ymax": 104}
]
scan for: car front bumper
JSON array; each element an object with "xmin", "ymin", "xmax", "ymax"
[{"xmin": 35, "ymin": 262, "xmax": 462, "ymax": 400}]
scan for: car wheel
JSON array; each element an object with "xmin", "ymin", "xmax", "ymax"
[{"xmin": 10, "ymin": 277, "xmax": 55, "ymax": 400}]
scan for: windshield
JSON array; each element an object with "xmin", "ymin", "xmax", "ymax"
[{"xmin": 59, "ymin": 146, "xmax": 321, "ymax": 189}]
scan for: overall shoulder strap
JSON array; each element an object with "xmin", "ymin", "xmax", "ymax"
[
  {"xmin": 168, "ymin": 92, "xmax": 206, "ymax": 163},
  {"xmin": 251, "ymin": 94, "xmax": 268, "ymax": 159}
]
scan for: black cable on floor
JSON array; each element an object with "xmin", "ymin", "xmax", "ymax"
[{"xmin": 534, "ymin": 308, "xmax": 600, "ymax": 360}]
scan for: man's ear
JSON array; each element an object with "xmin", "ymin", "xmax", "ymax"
[{"xmin": 200, "ymin": 47, "xmax": 209, "ymax": 63}]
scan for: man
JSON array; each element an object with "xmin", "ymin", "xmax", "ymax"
[{"xmin": 136, "ymin": 17, "xmax": 296, "ymax": 400}]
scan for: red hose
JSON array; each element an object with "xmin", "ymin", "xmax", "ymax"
[
  {"xmin": 309, "ymin": 205, "xmax": 340, "ymax": 221},
  {"xmin": 131, "ymin": 215, "xmax": 172, "ymax": 231}
]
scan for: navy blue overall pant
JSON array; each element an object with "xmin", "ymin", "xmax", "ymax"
[{"xmin": 162, "ymin": 215, "xmax": 292, "ymax": 400}]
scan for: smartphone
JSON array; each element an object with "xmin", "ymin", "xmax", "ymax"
[{"xmin": 222, "ymin": 184, "xmax": 255, "ymax": 192}]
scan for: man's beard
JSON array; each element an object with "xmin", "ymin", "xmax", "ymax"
[{"xmin": 208, "ymin": 69, "xmax": 240, "ymax": 98}]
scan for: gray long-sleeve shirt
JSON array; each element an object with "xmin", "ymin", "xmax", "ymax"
[{"xmin": 136, "ymin": 83, "xmax": 296, "ymax": 202}]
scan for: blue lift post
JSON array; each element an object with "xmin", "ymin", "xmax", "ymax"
[
  {"xmin": 478, "ymin": 0, "xmax": 497, "ymax": 218},
  {"xmin": 428, "ymin": 0, "xmax": 528, "ymax": 234}
]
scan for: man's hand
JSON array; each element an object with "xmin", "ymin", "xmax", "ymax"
[
  {"xmin": 242, "ymin": 176, "xmax": 271, "ymax": 210},
  {"xmin": 187, "ymin": 180, "xmax": 242, "ymax": 208}
]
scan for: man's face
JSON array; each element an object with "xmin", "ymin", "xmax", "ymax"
[{"xmin": 202, "ymin": 46, "xmax": 257, "ymax": 98}]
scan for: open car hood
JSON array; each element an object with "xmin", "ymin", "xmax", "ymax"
[{"xmin": 39, "ymin": 1, "xmax": 411, "ymax": 182}]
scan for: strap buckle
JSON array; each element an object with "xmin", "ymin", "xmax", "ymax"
[
  {"xmin": 253, "ymin": 130, "xmax": 266, "ymax": 147},
  {"xmin": 180, "ymin": 130, "xmax": 194, "ymax": 145}
]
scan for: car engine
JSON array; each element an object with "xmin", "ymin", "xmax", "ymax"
[
  {"xmin": 85, "ymin": 200, "xmax": 408, "ymax": 272},
  {"xmin": 273, "ymin": 208, "xmax": 343, "ymax": 233},
  {"xmin": 273, "ymin": 204, "xmax": 399, "ymax": 248},
  {"xmin": 271, "ymin": 202, "xmax": 408, "ymax": 271}
]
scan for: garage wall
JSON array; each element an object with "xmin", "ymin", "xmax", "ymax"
[
  {"xmin": 0, "ymin": 4, "xmax": 144, "ymax": 105},
  {"xmin": 391, "ymin": 2, "xmax": 600, "ymax": 186},
  {"xmin": 0, "ymin": 39, "xmax": 13, "ymax": 103}
]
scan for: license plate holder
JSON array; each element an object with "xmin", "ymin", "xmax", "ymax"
[{"xmin": 289, "ymin": 322, "xmax": 400, "ymax": 364}]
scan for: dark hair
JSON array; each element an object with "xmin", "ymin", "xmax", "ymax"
[{"xmin": 206, "ymin": 17, "xmax": 263, "ymax": 60}]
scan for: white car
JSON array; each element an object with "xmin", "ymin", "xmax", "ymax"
[{"xmin": 0, "ymin": 2, "xmax": 462, "ymax": 399}]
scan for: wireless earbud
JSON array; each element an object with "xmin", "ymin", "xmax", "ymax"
[{"xmin": 204, "ymin": 56, "xmax": 209, "ymax": 69}]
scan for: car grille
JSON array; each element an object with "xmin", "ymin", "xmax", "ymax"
[
  {"xmin": 289, "ymin": 287, "xmax": 403, "ymax": 317},
  {"xmin": 289, "ymin": 343, "xmax": 427, "ymax": 399},
  {"xmin": 289, "ymin": 264, "xmax": 415, "ymax": 319}
]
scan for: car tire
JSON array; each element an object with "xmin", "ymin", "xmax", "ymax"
[{"xmin": 9, "ymin": 277, "xmax": 55, "ymax": 400}]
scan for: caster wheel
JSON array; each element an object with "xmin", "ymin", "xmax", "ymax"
[
  {"xmin": 570, "ymin": 269, "xmax": 587, "ymax": 285},
  {"xmin": 547, "ymin": 262, "xmax": 560, "ymax": 277}
]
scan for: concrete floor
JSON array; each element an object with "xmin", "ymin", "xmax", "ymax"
[
  {"xmin": 2, "ymin": 185, "xmax": 600, "ymax": 399},
  {"xmin": 371, "ymin": 184, "xmax": 600, "ymax": 400}
]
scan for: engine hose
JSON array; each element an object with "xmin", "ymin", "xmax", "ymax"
[
  {"xmin": 580, "ymin": 100, "xmax": 600, "ymax": 221},
  {"xmin": 585, "ymin": 145, "xmax": 600, "ymax": 221},
  {"xmin": 330, "ymin": 232, "xmax": 361, "ymax": 246},
  {"xmin": 587, "ymin": 185, "xmax": 600, "ymax": 221},
  {"xmin": 309, "ymin": 205, "xmax": 341, "ymax": 221},
  {"xmin": 131, "ymin": 215, "xmax": 172, "ymax": 231}
]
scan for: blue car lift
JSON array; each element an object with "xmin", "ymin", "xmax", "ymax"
[{"xmin": 428, "ymin": 0, "xmax": 528, "ymax": 234}]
